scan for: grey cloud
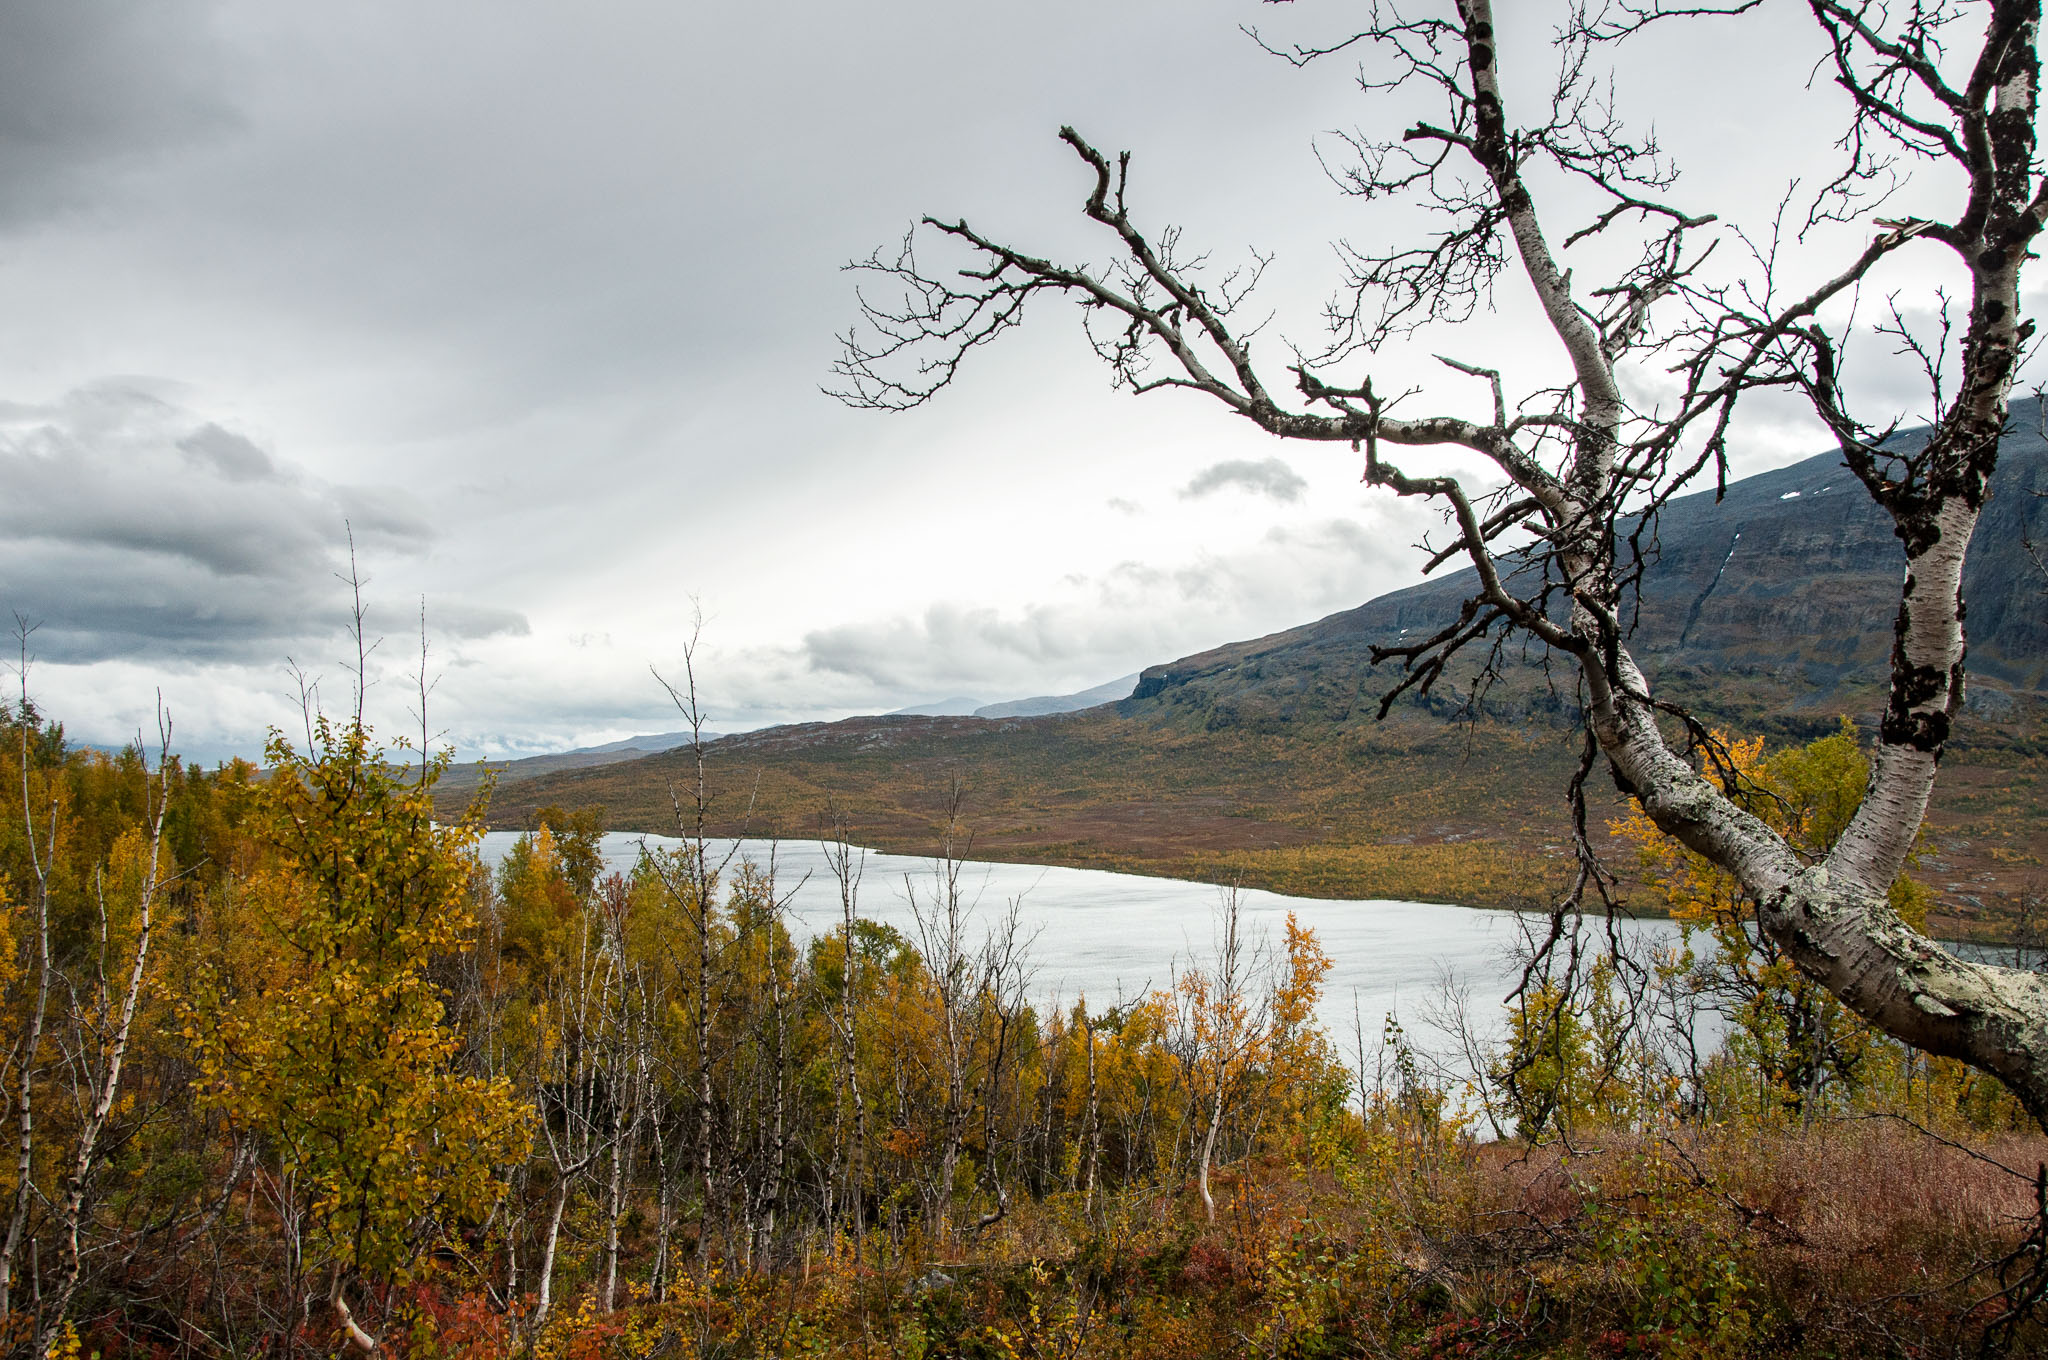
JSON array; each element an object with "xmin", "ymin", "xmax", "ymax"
[
  {"xmin": 0, "ymin": 387, "xmax": 359, "ymax": 577},
  {"xmin": 178, "ymin": 423, "xmax": 276, "ymax": 482},
  {"xmin": 330, "ymin": 486, "xmax": 436, "ymax": 547},
  {"xmin": 0, "ymin": 0, "xmax": 1362, "ymax": 435},
  {"xmin": 423, "ymin": 602, "xmax": 531, "ymax": 642},
  {"xmin": 0, "ymin": 381, "xmax": 522, "ymax": 663},
  {"xmin": 0, "ymin": 2, "xmax": 236, "ymax": 225},
  {"xmin": 802, "ymin": 603, "xmax": 1086, "ymax": 690},
  {"xmin": 792, "ymin": 513, "xmax": 1419, "ymax": 702},
  {"xmin": 1259, "ymin": 519, "xmax": 1375, "ymax": 551},
  {"xmin": 4, "ymin": 541, "xmax": 343, "ymax": 664},
  {"xmin": 1180, "ymin": 457, "xmax": 1309, "ymax": 503}
]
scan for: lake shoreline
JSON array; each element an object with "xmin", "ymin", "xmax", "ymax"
[{"xmin": 480, "ymin": 830, "xmax": 1684, "ymax": 1060}]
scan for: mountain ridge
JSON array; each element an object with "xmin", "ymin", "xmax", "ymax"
[{"xmin": 1124, "ymin": 412, "xmax": 2048, "ymax": 735}]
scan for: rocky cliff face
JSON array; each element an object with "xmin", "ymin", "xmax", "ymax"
[{"xmin": 1130, "ymin": 410, "xmax": 2048, "ymax": 738}]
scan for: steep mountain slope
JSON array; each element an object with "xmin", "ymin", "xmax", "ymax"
[{"xmin": 1129, "ymin": 410, "xmax": 2048, "ymax": 737}]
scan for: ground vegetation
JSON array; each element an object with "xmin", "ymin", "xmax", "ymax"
[{"xmin": 3, "ymin": 700, "xmax": 2046, "ymax": 1355}]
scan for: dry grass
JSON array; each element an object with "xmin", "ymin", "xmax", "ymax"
[
  {"xmin": 1406, "ymin": 1121, "xmax": 2048, "ymax": 1357},
  {"xmin": 1462, "ymin": 1122, "xmax": 2046, "ymax": 1252},
  {"xmin": 374, "ymin": 1119, "xmax": 2048, "ymax": 1358}
]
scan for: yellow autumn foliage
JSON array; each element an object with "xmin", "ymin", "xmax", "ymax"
[{"xmin": 183, "ymin": 716, "xmax": 530, "ymax": 1285}]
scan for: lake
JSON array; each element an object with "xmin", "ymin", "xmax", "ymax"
[{"xmin": 479, "ymin": 830, "xmax": 1683, "ymax": 1063}]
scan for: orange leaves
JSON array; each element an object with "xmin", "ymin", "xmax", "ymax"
[{"xmin": 881, "ymin": 1127, "xmax": 927, "ymax": 1160}]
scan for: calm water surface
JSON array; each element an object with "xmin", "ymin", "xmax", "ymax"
[{"xmin": 481, "ymin": 831, "xmax": 1682, "ymax": 1055}]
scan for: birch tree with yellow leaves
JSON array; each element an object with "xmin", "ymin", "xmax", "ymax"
[
  {"xmin": 1176, "ymin": 895, "xmax": 1341, "ymax": 1223},
  {"xmin": 184, "ymin": 717, "xmax": 528, "ymax": 1354}
]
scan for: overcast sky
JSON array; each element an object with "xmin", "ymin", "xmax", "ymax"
[{"xmin": 1, "ymin": 1, "xmax": 2026, "ymax": 763}]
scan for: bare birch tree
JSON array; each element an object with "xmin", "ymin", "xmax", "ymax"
[
  {"xmin": 1174, "ymin": 887, "xmax": 1269, "ymax": 1223},
  {"xmin": 0, "ymin": 659, "xmax": 55, "ymax": 1325},
  {"xmin": 526, "ymin": 907, "xmax": 609, "ymax": 1334},
  {"xmin": 834, "ymin": 1, "xmax": 2048, "ymax": 1121},
  {"xmin": 965, "ymin": 900, "xmax": 1033, "ymax": 1235},
  {"xmin": 819, "ymin": 816, "xmax": 871, "ymax": 1257},
  {"xmin": 595, "ymin": 874, "xmax": 648, "ymax": 1313},
  {"xmin": 1078, "ymin": 1004, "xmax": 1103, "ymax": 1219},
  {"xmin": 650, "ymin": 611, "xmax": 751, "ymax": 1259},
  {"xmin": 906, "ymin": 789, "xmax": 978, "ymax": 1239},
  {"xmin": 29, "ymin": 708, "xmax": 174, "ymax": 1360}
]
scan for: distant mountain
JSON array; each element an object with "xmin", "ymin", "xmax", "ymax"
[
  {"xmin": 884, "ymin": 674, "xmax": 1144, "ymax": 718},
  {"xmin": 435, "ymin": 729, "xmax": 721, "ymax": 798},
  {"xmin": 575, "ymin": 731, "xmax": 706, "ymax": 755},
  {"xmin": 975, "ymin": 674, "xmax": 1141, "ymax": 719},
  {"xmin": 888, "ymin": 697, "xmax": 985, "ymax": 717}
]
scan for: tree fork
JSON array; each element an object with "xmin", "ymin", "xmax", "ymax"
[{"xmin": 835, "ymin": 1, "xmax": 2048, "ymax": 1118}]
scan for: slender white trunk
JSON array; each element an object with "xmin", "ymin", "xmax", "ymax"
[
  {"xmin": 649, "ymin": 1105, "xmax": 673, "ymax": 1302},
  {"xmin": 1196, "ymin": 1085, "xmax": 1223, "ymax": 1225},
  {"xmin": 329, "ymin": 1274, "xmax": 379, "ymax": 1354},
  {"xmin": 32, "ymin": 765, "xmax": 165, "ymax": 1359},
  {"xmin": 761, "ymin": 934, "xmax": 788, "ymax": 1259},
  {"xmin": 532, "ymin": 1178, "xmax": 571, "ymax": 1331},
  {"xmin": 0, "ymin": 717, "xmax": 57, "ymax": 1323},
  {"xmin": 827, "ymin": 834, "xmax": 868, "ymax": 1256},
  {"xmin": 601, "ymin": 1134, "xmax": 627, "ymax": 1312},
  {"xmin": 695, "ymin": 901, "xmax": 714, "ymax": 1259},
  {"xmin": 0, "ymin": 872, "xmax": 48, "ymax": 1322},
  {"xmin": 1081, "ymin": 1016, "xmax": 1100, "ymax": 1217}
]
